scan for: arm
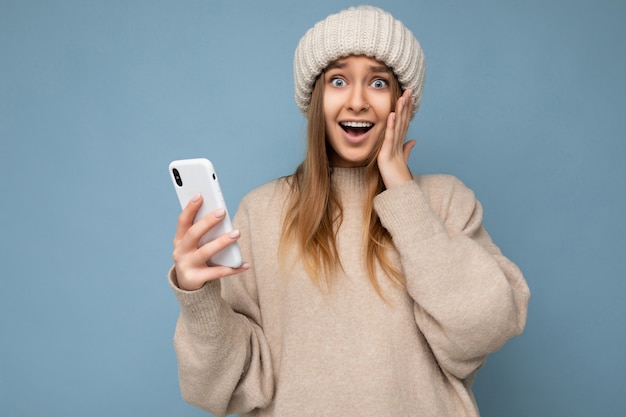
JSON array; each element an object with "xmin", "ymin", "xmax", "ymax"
[
  {"xmin": 170, "ymin": 196, "xmax": 274, "ymax": 416},
  {"xmin": 374, "ymin": 176, "xmax": 530, "ymax": 380}
]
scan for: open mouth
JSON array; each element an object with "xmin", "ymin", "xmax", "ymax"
[{"xmin": 340, "ymin": 121, "xmax": 373, "ymax": 136}]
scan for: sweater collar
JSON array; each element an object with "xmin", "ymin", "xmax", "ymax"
[{"xmin": 330, "ymin": 166, "xmax": 368, "ymax": 197}]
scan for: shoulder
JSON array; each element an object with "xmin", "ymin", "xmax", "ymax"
[
  {"xmin": 415, "ymin": 173, "xmax": 472, "ymax": 194},
  {"xmin": 237, "ymin": 176, "xmax": 293, "ymax": 215},
  {"xmin": 415, "ymin": 174, "xmax": 476, "ymax": 204},
  {"xmin": 414, "ymin": 174, "xmax": 481, "ymax": 229}
]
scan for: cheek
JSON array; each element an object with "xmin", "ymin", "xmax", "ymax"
[
  {"xmin": 373, "ymin": 94, "xmax": 393, "ymax": 115},
  {"xmin": 323, "ymin": 92, "xmax": 341, "ymax": 117}
]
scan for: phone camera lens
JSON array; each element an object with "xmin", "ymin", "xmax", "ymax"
[{"xmin": 173, "ymin": 168, "xmax": 183, "ymax": 186}]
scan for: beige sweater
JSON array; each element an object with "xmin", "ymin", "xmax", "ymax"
[{"xmin": 170, "ymin": 168, "xmax": 530, "ymax": 417}]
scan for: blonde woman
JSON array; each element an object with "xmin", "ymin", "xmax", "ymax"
[{"xmin": 169, "ymin": 6, "xmax": 530, "ymax": 417}]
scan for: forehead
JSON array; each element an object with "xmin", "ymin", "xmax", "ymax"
[{"xmin": 325, "ymin": 55, "xmax": 391, "ymax": 73}]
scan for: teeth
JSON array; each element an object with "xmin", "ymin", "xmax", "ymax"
[{"xmin": 341, "ymin": 121, "xmax": 373, "ymax": 128}]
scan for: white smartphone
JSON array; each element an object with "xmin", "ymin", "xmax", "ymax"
[{"xmin": 169, "ymin": 158, "xmax": 243, "ymax": 268}]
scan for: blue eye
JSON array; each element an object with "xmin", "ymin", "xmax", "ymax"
[
  {"xmin": 371, "ymin": 79, "xmax": 388, "ymax": 89},
  {"xmin": 331, "ymin": 78, "xmax": 346, "ymax": 87}
]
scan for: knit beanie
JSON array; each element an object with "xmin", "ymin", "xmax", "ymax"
[{"xmin": 294, "ymin": 5, "xmax": 426, "ymax": 118}]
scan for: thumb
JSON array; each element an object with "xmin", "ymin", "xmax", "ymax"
[{"xmin": 403, "ymin": 140, "xmax": 416, "ymax": 164}]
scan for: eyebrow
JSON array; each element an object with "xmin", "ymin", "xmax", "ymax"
[{"xmin": 325, "ymin": 60, "xmax": 391, "ymax": 74}]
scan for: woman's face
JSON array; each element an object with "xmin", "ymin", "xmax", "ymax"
[{"xmin": 323, "ymin": 55, "xmax": 393, "ymax": 167}]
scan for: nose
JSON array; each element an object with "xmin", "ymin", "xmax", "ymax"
[{"xmin": 347, "ymin": 85, "xmax": 369, "ymax": 112}]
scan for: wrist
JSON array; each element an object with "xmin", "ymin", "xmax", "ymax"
[{"xmin": 381, "ymin": 164, "xmax": 413, "ymax": 189}]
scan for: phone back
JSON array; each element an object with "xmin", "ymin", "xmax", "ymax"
[{"xmin": 169, "ymin": 158, "xmax": 242, "ymax": 268}]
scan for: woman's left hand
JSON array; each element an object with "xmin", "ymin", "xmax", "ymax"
[{"xmin": 377, "ymin": 88, "xmax": 416, "ymax": 189}]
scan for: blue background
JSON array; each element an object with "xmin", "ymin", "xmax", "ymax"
[{"xmin": 1, "ymin": 0, "xmax": 624, "ymax": 416}]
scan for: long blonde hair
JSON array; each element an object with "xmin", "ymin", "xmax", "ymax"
[{"xmin": 280, "ymin": 68, "xmax": 406, "ymax": 295}]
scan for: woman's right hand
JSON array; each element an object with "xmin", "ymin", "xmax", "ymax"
[{"xmin": 172, "ymin": 194, "xmax": 250, "ymax": 291}]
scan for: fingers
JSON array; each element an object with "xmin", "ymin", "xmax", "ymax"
[
  {"xmin": 193, "ymin": 228, "xmax": 241, "ymax": 267},
  {"xmin": 174, "ymin": 260, "xmax": 250, "ymax": 292},
  {"xmin": 172, "ymin": 195, "xmax": 250, "ymax": 291},
  {"xmin": 172, "ymin": 206, "xmax": 236, "ymax": 265},
  {"xmin": 173, "ymin": 193, "xmax": 203, "ymax": 247},
  {"xmin": 175, "ymin": 203, "xmax": 227, "ymax": 255},
  {"xmin": 196, "ymin": 263, "xmax": 251, "ymax": 283},
  {"xmin": 393, "ymin": 89, "xmax": 413, "ymax": 149},
  {"xmin": 184, "ymin": 208, "xmax": 227, "ymax": 249},
  {"xmin": 403, "ymin": 139, "xmax": 416, "ymax": 164},
  {"xmin": 173, "ymin": 224, "xmax": 250, "ymax": 291},
  {"xmin": 381, "ymin": 89, "xmax": 414, "ymax": 158},
  {"xmin": 377, "ymin": 89, "xmax": 416, "ymax": 189},
  {"xmin": 380, "ymin": 89, "xmax": 414, "ymax": 157}
]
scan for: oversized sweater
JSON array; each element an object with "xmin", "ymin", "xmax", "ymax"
[{"xmin": 169, "ymin": 167, "xmax": 530, "ymax": 417}]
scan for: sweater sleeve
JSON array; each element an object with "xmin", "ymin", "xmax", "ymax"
[
  {"xmin": 373, "ymin": 175, "xmax": 530, "ymax": 380},
  {"xmin": 169, "ymin": 200, "xmax": 274, "ymax": 417}
]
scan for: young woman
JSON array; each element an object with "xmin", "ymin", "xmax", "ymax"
[{"xmin": 169, "ymin": 6, "xmax": 530, "ymax": 417}]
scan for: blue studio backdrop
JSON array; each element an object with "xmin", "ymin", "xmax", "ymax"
[{"xmin": 1, "ymin": 0, "xmax": 625, "ymax": 416}]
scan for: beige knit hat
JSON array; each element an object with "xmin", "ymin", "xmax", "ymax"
[{"xmin": 294, "ymin": 5, "xmax": 426, "ymax": 118}]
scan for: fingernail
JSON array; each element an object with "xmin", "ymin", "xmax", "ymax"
[
  {"xmin": 214, "ymin": 208, "xmax": 226, "ymax": 218},
  {"xmin": 241, "ymin": 262, "xmax": 251, "ymax": 269},
  {"xmin": 191, "ymin": 193, "xmax": 202, "ymax": 202},
  {"xmin": 392, "ymin": 113, "xmax": 396, "ymax": 121},
  {"xmin": 229, "ymin": 229, "xmax": 240, "ymax": 239}
]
